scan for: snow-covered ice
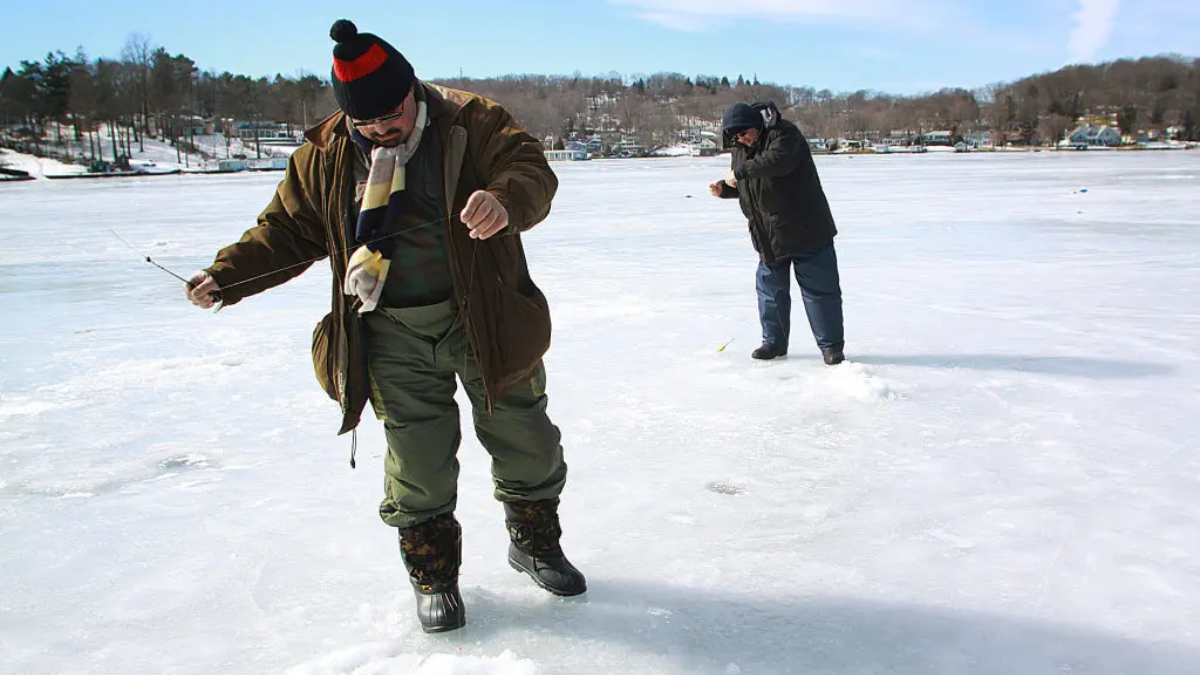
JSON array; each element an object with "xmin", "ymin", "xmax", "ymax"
[
  {"xmin": 1, "ymin": 131, "xmax": 296, "ymax": 177},
  {"xmin": 1, "ymin": 151, "xmax": 1198, "ymax": 674}
]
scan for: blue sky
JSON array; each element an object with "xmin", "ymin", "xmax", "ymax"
[{"xmin": 2, "ymin": 0, "xmax": 1195, "ymax": 94}]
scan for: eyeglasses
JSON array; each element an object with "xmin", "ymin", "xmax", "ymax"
[{"xmin": 350, "ymin": 107, "xmax": 405, "ymax": 129}]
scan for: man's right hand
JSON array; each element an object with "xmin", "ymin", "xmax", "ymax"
[
  {"xmin": 709, "ymin": 181, "xmax": 725, "ymax": 197},
  {"xmin": 185, "ymin": 271, "xmax": 221, "ymax": 310}
]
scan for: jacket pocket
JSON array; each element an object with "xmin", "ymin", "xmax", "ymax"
[
  {"xmin": 311, "ymin": 311, "xmax": 340, "ymax": 401},
  {"xmin": 487, "ymin": 280, "xmax": 551, "ymax": 382}
]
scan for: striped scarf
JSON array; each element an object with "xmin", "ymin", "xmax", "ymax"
[{"xmin": 342, "ymin": 100, "xmax": 429, "ymax": 313}]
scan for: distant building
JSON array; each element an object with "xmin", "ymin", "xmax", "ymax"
[
  {"xmin": 697, "ymin": 131, "xmax": 721, "ymax": 156},
  {"xmin": 1003, "ymin": 130, "xmax": 1026, "ymax": 146},
  {"xmin": 880, "ymin": 130, "xmax": 913, "ymax": 147},
  {"xmin": 1068, "ymin": 125, "xmax": 1121, "ymax": 148},
  {"xmin": 177, "ymin": 116, "xmax": 208, "ymax": 136},
  {"xmin": 544, "ymin": 147, "xmax": 589, "ymax": 161},
  {"xmin": 217, "ymin": 159, "xmax": 249, "ymax": 172},
  {"xmin": 921, "ymin": 130, "xmax": 953, "ymax": 146},
  {"xmin": 964, "ymin": 131, "xmax": 993, "ymax": 148},
  {"xmin": 610, "ymin": 139, "xmax": 644, "ymax": 157},
  {"xmin": 232, "ymin": 121, "xmax": 298, "ymax": 142}
]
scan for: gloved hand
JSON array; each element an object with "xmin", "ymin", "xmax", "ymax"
[{"xmin": 343, "ymin": 246, "xmax": 390, "ymax": 314}]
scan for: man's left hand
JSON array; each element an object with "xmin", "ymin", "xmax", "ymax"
[
  {"xmin": 460, "ymin": 190, "xmax": 509, "ymax": 240},
  {"xmin": 725, "ymin": 170, "xmax": 738, "ymax": 188}
]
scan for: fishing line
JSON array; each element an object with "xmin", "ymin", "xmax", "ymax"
[
  {"xmin": 110, "ymin": 214, "xmax": 454, "ymax": 294},
  {"xmin": 217, "ymin": 215, "xmax": 452, "ymax": 292},
  {"xmin": 109, "ymin": 228, "xmax": 194, "ymax": 285}
]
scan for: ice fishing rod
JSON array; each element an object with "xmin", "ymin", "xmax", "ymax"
[
  {"xmin": 210, "ymin": 215, "xmax": 455, "ymax": 294},
  {"xmin": 109, "ymin": 228, "xmax": 192, "ymax": 284},
  {"xmin": 109, "ymin": 228, "xmax": 225, "ymax": 306},
  {"xmin": 108, "ymin": 214, "xmax": 457, "ymax": 302}
]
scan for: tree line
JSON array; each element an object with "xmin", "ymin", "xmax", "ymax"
[
  {"xmin": 448, "ymin": 56, "xmax": 1199, "ymax": 147},
  {"xmin": 0, "ymin": 34, "xmax": 335, "ymax": 162},
  {"xmin": 2, "ymin": 32, "xmax": 1197, "ymax": 165}
]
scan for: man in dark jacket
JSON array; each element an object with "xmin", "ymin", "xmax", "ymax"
[
  {"xmin": 183, "ymin": 20, "xmax": 585, "ymax": 634},
  {"xmin": 709, "ymin": 101, "xmax": 846, "ymax": 365}
]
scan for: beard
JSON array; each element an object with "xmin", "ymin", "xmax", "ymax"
[{"xmin": 367, "ymin": 129, "xmax": 404, "ymax": 147}]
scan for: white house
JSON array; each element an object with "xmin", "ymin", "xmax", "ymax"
[
  {"xmin": 232, "ymin": 121, "xmax": 298, "ymax": 143},
  {"xmin": 544, "ymin": 147, "xmax": 589, "ymax": 161},
  {"xmin": 610, "ymin": 140, "xmax": 644, "ymax": 157},
  {"xmin": 880, "ymin": 130, "xmax": 912, "ymax": 147},
  {"xmin": 921, "ymin": 130, "xmax": 953, "ymax": 146},
  {"xmin": 1068, "ymin": 125, "xmax": 1121, "ymax": 148},
  {"xmin": 964, "ymin": 131, "xmax": 993, "ymax": 148}
]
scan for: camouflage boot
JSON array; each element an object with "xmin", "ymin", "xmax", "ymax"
[
  {"xmin": 398, "ymin": 513, "xmax": 466, "ymax": 633},
  {"xmin": 504, "ymin": 498, "xmax": 587, "ymax": 597}
]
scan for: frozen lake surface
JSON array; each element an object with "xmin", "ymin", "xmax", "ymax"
[{"xmin": 1, "ymin": 151, "xmax": 1198, "ymax": 674}]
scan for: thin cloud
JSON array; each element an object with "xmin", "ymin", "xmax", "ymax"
[
  {"xmin": 609, "ymin": 0, "xmax": 926, "ymax": 29},
  {"xmin": 1067, "ymin": 0, "xmax": 1120, "ymax": 63},
  {"xmin": 634, "ymin": 10, "xmax": 709, "ymax": 32}
]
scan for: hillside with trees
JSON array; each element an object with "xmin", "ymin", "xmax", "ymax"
[{"xmin": 1, "ymin": 33, "xmax": 1196, "ymax": 166}]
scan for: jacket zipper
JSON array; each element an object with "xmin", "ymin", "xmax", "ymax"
[
  {"xmin": 439, "ymin": 121, "xmax": 494, "ymax": 414},
  {"xmin": 742, "ymin": 149, "xmax": 775, "ymax": 262},
  {"xmin": 338, "ymin": 141, "xmax": 358, "ymax": 467},
  {"xmin": 441, "ymin": 176, "xmax": 493, "ymax": 415}
]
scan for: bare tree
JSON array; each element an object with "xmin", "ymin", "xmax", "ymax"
[
  {"xmin": 5, "ymin": 38, "xmax": 1199, "ymax": 164},
  {"xmin": 1039, "ymin": 113, "xmax": 1073, "ymax": 148},
  {"xmin": 67, "ymin": 58, "xmax": 99, "ymax": 159},
  {"xmin": 120, "ymin": 32, "xmax": 155, "ymax": 149}
]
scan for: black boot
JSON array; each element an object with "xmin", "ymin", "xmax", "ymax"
[
  {"xmin": 752, "ymin": 343, "xmax": 787, "ymax": 360},
  {"xmin": 399, "ymin": 513, "xmax": 466, "ymax": 633},
  {"xmin": 822, "ymin": 344, "xmax": 845, "ymax": 365},
  {"xmin": 504, "ymin": 498, "xmax": 587, "ymax": 597}
]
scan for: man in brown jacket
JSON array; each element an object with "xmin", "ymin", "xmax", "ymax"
[{"xmin": 183, "ymin": 19, "xmax": 585, "ymax": 633}]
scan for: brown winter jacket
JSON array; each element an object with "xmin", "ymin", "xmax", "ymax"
[{"xmin": 204, "ymin": 82, "xmax": 558, "ymax": 435}]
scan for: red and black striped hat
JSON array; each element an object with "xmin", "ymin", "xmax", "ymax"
[{"xmin": 329, "ymin": 19, "xmax": 415, "ymax": 121}]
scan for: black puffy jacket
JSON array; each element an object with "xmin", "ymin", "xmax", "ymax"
[{"xmin": 718, "ymin": 102, "xmax": 837, "ymax": 263}]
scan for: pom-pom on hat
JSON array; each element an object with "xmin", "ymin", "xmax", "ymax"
[{"xmin": 329, "ymin": 19, "xmax": 415, "ymax": 121}]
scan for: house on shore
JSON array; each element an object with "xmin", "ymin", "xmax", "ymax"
[{"xmin": 1068, "ymin": 125, "xmax": 1121, "ymax": 148}]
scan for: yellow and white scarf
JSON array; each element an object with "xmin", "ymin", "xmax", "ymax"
[{"xmin": 343, "ymin": 100, "xmax": 428, "ymax": 313}]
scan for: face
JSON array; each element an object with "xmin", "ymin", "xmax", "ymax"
[
  {"xmin": 351, "ymin": 87, "xmax": 415, "ymax": 147},
  {"xmin": 734, "ymin": 127, "xmax": 760, "ymax": 146}
]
